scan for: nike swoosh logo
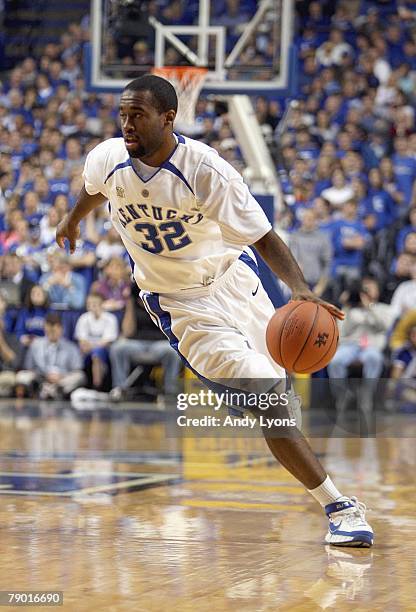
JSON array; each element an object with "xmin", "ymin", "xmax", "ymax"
[
  {"xmin": 252, "ymin": 283, "xmax": 259, "ymax": 296},
  {"xmin": 329, "ymin": 521, "xmax": 343, "ymax": 532}
]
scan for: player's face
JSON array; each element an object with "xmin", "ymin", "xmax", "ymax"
[{"xmin": 119, "ymin": 90, "xmax": 170, "ymax": 159}]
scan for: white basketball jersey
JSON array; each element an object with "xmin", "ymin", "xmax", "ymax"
[{"xmin": 83, "ymin": 134, "xmax": 271, "ymax": 293}]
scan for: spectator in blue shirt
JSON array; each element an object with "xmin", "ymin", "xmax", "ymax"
[
  {"xmin": 48, "ymin": 159, "xmax": 69, "ymax": 197},
  {"xmin": 22, "ymin": 191, "xmax": 43, "ymax": 226},
  {"xmin": 385, "ymin": 24, "xmax": 407, "ymax": 68},
  {"xmin": 14, "ymin": 285, "xmax": 50, "ymax": 347},
  {"xmin": 392, "ymin": 136, "xmax": 416, "ymax": 206},
  {"xmin": 396, "ymin": 206, "xmax": 416, "ymax": 253},
  {"xmin": 380, "ymin": 157, "xmax": 406, "ymax": 211},
  {"xmin": 0, "ymin": 291, "xmax": 24, "ymax": 395},
  {"xmin": 33, "ymin": 176, "xmax": 54, "ymax": 215},
  {"xmin": 68, "ymin": 238, "xmax": 97, "ymax": 290},
  {"xmin": 363, "ymin": 168, "xmax": 397, "ymax": 232},
  {"xmin": 40, "ymin": 251, "xmax": 86, "ymax": 310},
  {"xmin": 331, "ymin": 199, "xmax": 370, "ymax": 280}
]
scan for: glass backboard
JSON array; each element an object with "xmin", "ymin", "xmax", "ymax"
[{"xmin": 86, "ymin": 0, "xmax": 295, "ymax": 96}]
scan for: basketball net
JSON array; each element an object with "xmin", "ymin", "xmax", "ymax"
[{"xmin": 151, "ymin": 66, "xmax": 208, "ymax": 133}]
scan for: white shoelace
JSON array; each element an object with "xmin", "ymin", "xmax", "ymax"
[{"xmin": 331, "ymin": 496, "xmax": 368, "ymax": 526}]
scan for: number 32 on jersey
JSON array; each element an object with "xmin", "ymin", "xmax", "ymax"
[{"xmin": 135, "ymin": 221, "xmax": 191, "ymax": 253}]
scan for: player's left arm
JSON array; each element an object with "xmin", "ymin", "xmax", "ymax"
[{"xmin": 253, "ymin": 229, "xmax": 345, "ymax": 320}]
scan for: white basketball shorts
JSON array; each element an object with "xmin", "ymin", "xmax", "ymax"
[{"xmin": 140, "ymin": 249, "xmax": 286, "ymax": 384}]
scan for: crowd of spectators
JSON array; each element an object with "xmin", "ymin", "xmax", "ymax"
[
  {"xmin": 1, "ymin": 0, "xmax": 416, "ymax": 408},
  {"xmin": 0, "ymin": 19, "xmax": 186, "ymax": 399},
  {"xmin": 261, "ymin": 0, "xmax": 416, "ymax": 409}
]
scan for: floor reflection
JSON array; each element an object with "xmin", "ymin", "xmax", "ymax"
[{"xmin": 0, "ymin": 400, "xmax": 413, "ymax": 610}]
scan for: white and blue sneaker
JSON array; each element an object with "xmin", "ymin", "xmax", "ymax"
[{"xmin": 325, "ymin": 497, "xmax": 374, "ymax": 548}]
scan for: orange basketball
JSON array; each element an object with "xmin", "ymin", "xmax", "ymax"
[{"xmin": 266, "ymin": 301, "xmax": 339, "ymax": 374}]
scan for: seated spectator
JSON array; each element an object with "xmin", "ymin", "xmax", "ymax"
[
  {"xmin": 288, "ymin": 209, "xmax": 332, "ymax": 296},
  {"xmin": 0, "ymin": 253, "xmax": 35, "ymax": 305},
  {"xmin": 40, "ymin": 251, "xmax": 86, "ymax": 310},
  {"xmin": 321, "ymin": 169, "xmax": 354, "ymax": 208},
  {"xmin": 14, "ymin": 221, "xmax": 45, "ymax": 279},
  {"xmin": 92, "ymin": 257, "xmax": 131, "ymax": 318},
  {"xmin": 401, "ymin": 232, "xmax": 416, "ymax": 257},
  {"xmin": 390, "ymin": 309, "xmax": 416, "ymax": 350},
  {"xmin": 0, "ymin": 292, "xmax": 16, "ymax": 334},
  {"xmin": 316, "ymin": 29, "xmax": 353, "ymax": 67},
  {"xmin": 74, "ymin": 292, "xmax": 118, "ymax": 390},
  {"xmin": 33, "ymin": 176, "xmax": 54, "ymax": 214},
  {"xmin": 384, "ymin": 253, "xmax": 416, "ymax": 301},
  {"xmin": 396, "ymin": 206, "xmax": 416, "ymax": 253},
  {"xmin": 331, "ymin": 199, "xmax": 370, "ymax": 282},
  {"xmin": 379, "ymin": 157, "xmax": 405, "ymax": 212},
  {"xmin": 310, "ymin": 110, "xmax": 338, "ymax": 146},
  {"xmin": 328, "ymin": 279, "xmax": 394, "ymax": 411},
  {"xmin": 392, "ymin": 136, "xmax": 416, "ymax": 207},
  {"xmin": 391, "ymin": 261, "xmax": 416, "ymax": 319},
  {"xmin": 313, "ymin": 197, "xmax": 334, "ymax": 232},
  {"xmin": 53, "ymin": 194, "xmax": 69, "ymax": 218},
  {"xmin": 364, "ymin": 168, "xmax": 397, "ymax": 232},
  {"xmin": 392, "ymin": 326, "xmax": 416, "ymax": 380},
  {"xmin": 63, "ymin": 137, "xmax": 85, "ymax": 173},
  {"xmin": 16, "ymin": 312, "xmax": 85, "ymax": 399},
  {"xmin": 39, "ymin": 206, "xmax": 61, "ymax": 246},
  {"xmin": 0, "ymin": 297, "xmax": 24, "ymax": 396},
  {"xmin": 14, "ymin": 285, "xmax": 50, "ymax": 347},
  {"xmin": 22, "ymin": 191, "xmax": 43, "ymax": 226},
  {"xmin": 389, "ymin": 325, "xmax": 416, "ymax": 411},
  {"xmin": 2, "ymin": 218, "xmax": 29, "ymax": 254},
  {"xmin": 110, "ymin": 292, "xmax": 181, "ymax": 400},
  {"xmin": 96, "ymin": 226, "xmax": 126, "ymax": 266},
  {"xmin": 48, "ymin": 158, "xmax": 70, "ymax": 197},
  {"xmin": 67, "ymin": 237, "xmax": 97, "ymax": 290}
]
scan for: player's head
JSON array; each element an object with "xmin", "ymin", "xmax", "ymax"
[{"xmin": 119, "ymin": 75, "xmax": 178, "ymax": 159}]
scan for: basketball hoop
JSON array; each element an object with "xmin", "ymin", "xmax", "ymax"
[{"xmin": 151, "ymin": 66, "xmax": 208, "ymax": 132}]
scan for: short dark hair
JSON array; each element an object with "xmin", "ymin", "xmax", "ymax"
[
  {"xmin": 123, "ymin": 75, "xmax": 178, "ymax": 114},
  {"xmin": 45, "ymin": 312, "xmax": 62, "ymax": 326},
  {"xmin": 87, "ymin": 291, "xmax": 104, "ymax": 302}
]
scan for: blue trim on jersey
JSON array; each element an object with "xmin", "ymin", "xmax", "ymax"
[
  {"xmin": 129, "ymin": 160, "xmax": 161, "ymax": 183},
  {"xmin": 161, "ymin": 161, "xmax": 194, "ymax": 195},
  {"xmin": 238, "ymin": 251, "xmax": 260, "ymax": 277},
  {"xmin": 104, "ymin": 159, "xmax": 131, "ymax": 184},
  {"xmin": 103, "ymin": 134, "xmax": 191, "ymax": 191},
  {"xmin": 143, "ymin": 293, "xmax": 206, "ymax": 379}
]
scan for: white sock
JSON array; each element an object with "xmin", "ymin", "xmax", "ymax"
[{"xmin": 307, "ymin": 475, "xmax": 347, "ymax": 507}]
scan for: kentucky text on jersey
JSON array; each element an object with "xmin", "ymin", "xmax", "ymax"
[{"xmin": 116, "ymin": 203, "xmax": 204, "ymax": 227}]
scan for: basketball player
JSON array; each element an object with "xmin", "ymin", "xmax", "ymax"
[{"xmin": 56, "ymin": 75, "xmax": 373, "ymax": 547}]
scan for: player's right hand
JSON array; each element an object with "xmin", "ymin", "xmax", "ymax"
[{"xmin": 56, "ymin": 214, "xmax": 81, "ymax": 254}]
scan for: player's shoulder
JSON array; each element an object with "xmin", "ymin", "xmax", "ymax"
[
  {"xmin": 177, "ymin": 134, "xmax": 241, "ymax": 182},
  {"xmin": 86, "ymin": 137, "xmax": 127, "ymax": 164}
]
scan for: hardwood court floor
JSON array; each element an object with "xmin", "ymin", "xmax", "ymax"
[{"xmin": 0, "ymin": 400, "xmax": 414, "ymax": 611}]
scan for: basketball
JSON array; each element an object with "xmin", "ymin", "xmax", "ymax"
[{"xmin": 266, "ymin": 301, "xmax": 339, "ymax": 374}]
